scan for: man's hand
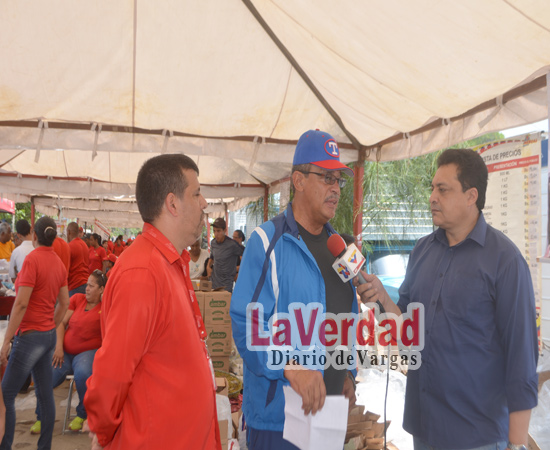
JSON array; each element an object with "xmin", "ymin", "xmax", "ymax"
[
  {"xmin": 342, "ymin": 373, "xmax": 356, "ymax": 410},
  {"xmin": 354, "ymin": 271, "xmax": 402, "ymax": 317},
  {"xmin": 354, "ymin": 271, "xmax": 385, "ymax": 305},
  {"xmin": 284, "ymin": 365, "xmax": 326, "ymax": 415}
]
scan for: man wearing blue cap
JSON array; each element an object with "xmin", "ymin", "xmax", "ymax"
[{"xmin": 231, "ymin": 130, "xmax": 359, "ymax": 449}]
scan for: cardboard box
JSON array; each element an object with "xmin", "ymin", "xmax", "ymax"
[
  {"xmin": 206, "ymin": 323, "xmax": 232, "ymax": 355},
  {"xmin": 216, "ymin": 377, "xmax": 228, "ymax": 397},
  {"xmin": 194, "ymin": 292, "xmax": 205, "ymax": 318},
  {"xmin": 211, "ymin": 356, "xmax": 230, "ymax": 372},
  {"xmin": 231, "ymin": 410, "xmax": 242, "ymax": 439},
  {"xmin": 191, "ymin": 280, "xmax": 200, "ymax": 291},
  {"xmin": 200, "ymin": 280, "xmax": 212, "ymax": 292},
  {"xmin": 204, "ymin": 291, "xmax": 231, "ymax": 324},
  {"xmin": 218, "ymin": 419, "xmax": 229, "ymax": 449}
]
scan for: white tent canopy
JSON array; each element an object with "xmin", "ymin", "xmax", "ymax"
[{"xmin": 1, "ymin": 0, "xmax": 550, "ymax": 227}]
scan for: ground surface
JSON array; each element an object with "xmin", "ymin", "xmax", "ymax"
[{"xmin": 10, "ymin": 379, "xmax": 90, "ymax": 450}]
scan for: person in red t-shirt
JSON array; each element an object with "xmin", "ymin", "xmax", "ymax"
[
  {"xmin": 101, "ymin": 240, "xmax": 110, "ymax": 256},
  {"xmin": 112, "ymin": 235, "xmax": 125, "ymax": 257},
  {"xmin": 67, "ymin": 222, "xmax": 90, "ymax": 296},
  {"xmin": 52, "ymin": 236, "xmax": 70, "ymax": 274},
  {"xmin": 85, "ymin": 154, "xmax": 221, "ymax": 450},
  {"xmin": 31, "ymin": 270, "xmax": 105, "ymax": 434},
  {"xmin": 0, "ymin": 216, "xmax": 70, "ymax": 450},
  {"xmin": 88, "ymin": 234, "xmax": 107, "ymax": 274}
]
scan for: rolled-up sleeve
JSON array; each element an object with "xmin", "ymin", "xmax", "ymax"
[{"xmin": 494, "ymin": 256, "xmax": 539, "ymax": 412}]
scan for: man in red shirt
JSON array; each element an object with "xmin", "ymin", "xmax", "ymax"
[
  {"xmin": 52, "ymin": 236, "xmax": 70, "ymax": 274},
  {"xmin": 67, "ymin": 222, "xmax": 90, "ymax": 296},
  {"xmin": 85, "ymin": 154, "xmax": 221, "ymax": 450}
]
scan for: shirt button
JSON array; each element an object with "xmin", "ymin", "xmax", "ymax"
[
  {"xmin": 431, "ymin": 301, "xmax": 436, "ymax": 305},
  {"xmin": 439, "ymin": 273, "xmax": 443, "ymax": 278}
]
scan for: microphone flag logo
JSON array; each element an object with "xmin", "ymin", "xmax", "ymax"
[
  {"xmin": 349, "ymin": 250, "xmax": 357, "ymax": 264},
  {"xmin": 336, "ymin": 263, "xmax": 351, "ymax": 279}
]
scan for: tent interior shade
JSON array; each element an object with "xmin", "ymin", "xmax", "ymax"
[{"xmin": 1, "ymin": 0, "xmax": 550, "ymax": 226}]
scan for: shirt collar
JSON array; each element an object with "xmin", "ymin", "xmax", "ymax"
[
  {"xmin": 141, "ymin": 223, "xmax": 190, "ymax": 265},
  {"xmin": 433, "ymin": 212, "xmax": 487, "ymax": 247}
]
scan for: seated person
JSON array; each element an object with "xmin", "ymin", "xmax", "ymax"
[{"xmin": 31, "ymin": 270, "xmax": 105, "ymax": 434}]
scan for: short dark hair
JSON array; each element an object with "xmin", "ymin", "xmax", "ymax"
[
  {"xmin": 92, "ymin": 233, "xmax": 102, "ymax": 246},
  {"xmin": 212, "ymin": 218, "xmax": 226, "ymax": 230},
  {"xmin": 234, "ymin": 229, "xmax": 245, "ymax": 242},
  {"xmin": 136, "ymin": 154, "xmax": 199, "ymax": 223},
  {"xmin": 15, "ymin": 219, "xmax": 31, "ymax": 237},
  {"xmin": 34, "ymin": 216, "xmax": 57, "ymax": 247},
  {"xmin": 437, "ymin": 148, "xmax": 488, "ymax": 211}
]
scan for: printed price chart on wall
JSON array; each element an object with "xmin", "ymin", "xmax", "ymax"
[{"xmin": 475, "ymin": 134, "xmax": 542, "ymax": 308}]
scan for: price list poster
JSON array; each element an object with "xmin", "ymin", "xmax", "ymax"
[{"xmin": 475, "ymin": 134, "xmax": 542, "ymax": 338}]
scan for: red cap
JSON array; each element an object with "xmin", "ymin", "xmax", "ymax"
[{"xmin": 103, "ymin": 253, "xmax": 117, "ymax": 264}]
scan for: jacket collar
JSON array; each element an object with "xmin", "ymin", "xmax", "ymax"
[{"xmin": 283, "ymin": 202, "xmax": 337, "ymax": 238}]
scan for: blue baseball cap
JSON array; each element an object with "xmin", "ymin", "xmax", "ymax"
[{"xmin": 293, "ymin": 130, "xmax": 354, "ymax": 177}]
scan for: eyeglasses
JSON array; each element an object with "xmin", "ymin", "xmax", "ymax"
[{"xmin": 299, "ymin": 171, "xmax": 347, "ymax": 188}]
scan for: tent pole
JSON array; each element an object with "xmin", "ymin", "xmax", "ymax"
[
  {"xmin": 31, "ymin": 197, "xmax": 35, "ymax": 226},
  {"xmin": 225, "ymin": 206, "xmax": 229, "ymax": 233},
  {"xmin": 353, "ymin": 150, "xmax": 366, "ymax": 251},
  {"xmin": 206, "ymin": 214, "xmax": 210, "ymax": 250},
  {"xmin": 241, "ymin": 0, "xmax": 363, "ymax": 152},
  {"xmin": 264, "ymin": 185, "xmax": 269, "ymax": 222}
]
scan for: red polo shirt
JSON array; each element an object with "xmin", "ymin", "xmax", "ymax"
[
  {"xmin": 15, "ymin": 246, "xmax": 67, "ymax": 333},
  {"xmin": 85, "ymin": 223, "xmax": 220, "ymax": 449},
  {"xmin": 68, "ymin": 237, "xmax": 89, "ymax": 291}
]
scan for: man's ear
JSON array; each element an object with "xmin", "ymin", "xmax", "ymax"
[
  {"xmin": 467, "ymin": 187, "xmax": 478, "ymax": 207},
  {"xmin": 292, "ymin": 171, "xmax": 304, "ymax": 193},
  {"xmin": 164, "ymin": 193, "xmax": 178, "ymax": 217}
]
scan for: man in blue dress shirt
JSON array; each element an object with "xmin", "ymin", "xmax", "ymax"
[{"xmin": 357, "ymin": 148, "xmax": 538, "ymax": 450}]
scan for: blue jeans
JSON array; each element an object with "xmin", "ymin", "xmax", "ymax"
[
  {"xmin": 1, "ymin": 329, "xmax": 57, "ymax": 450},
  {"xmin": 35, "ymin": 349, "xmax": 97, "ymax": 420},
  {"xmin": 413, "ymin": 437, "xmax": 507, "ymax": 450},
  {"xmin": 69, "ymin": 284, "xmax": 86, "ymax": 297}
]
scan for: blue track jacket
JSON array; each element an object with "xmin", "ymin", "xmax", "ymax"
[{"xmin": 230, "ymin": 203, "xmax": 358, "ymax": 432}]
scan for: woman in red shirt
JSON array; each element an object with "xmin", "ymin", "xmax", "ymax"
[
  {"xmin": 88, "ymin": 234, "xmax": 107, "ymax": 274},
  {"xmin": 31, "ymin": 269, "xmax": 105, "ymax": 434},
  {"xmin": 0, "ymin": 216, "xmax": 70, "ymax": 450}
]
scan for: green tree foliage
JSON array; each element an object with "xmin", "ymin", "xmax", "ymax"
[
  {"xmin": 0, "ymin": 202, "xmax": 37, "ymax": 224},
  {"xmin": 331, "ymin": 132, "xmax": 505, "ymax": 250}
]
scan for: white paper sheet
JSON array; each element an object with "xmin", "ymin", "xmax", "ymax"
[{"xmin": 282, "ymin": 386, "xmax": 349, "ymax": 450}]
